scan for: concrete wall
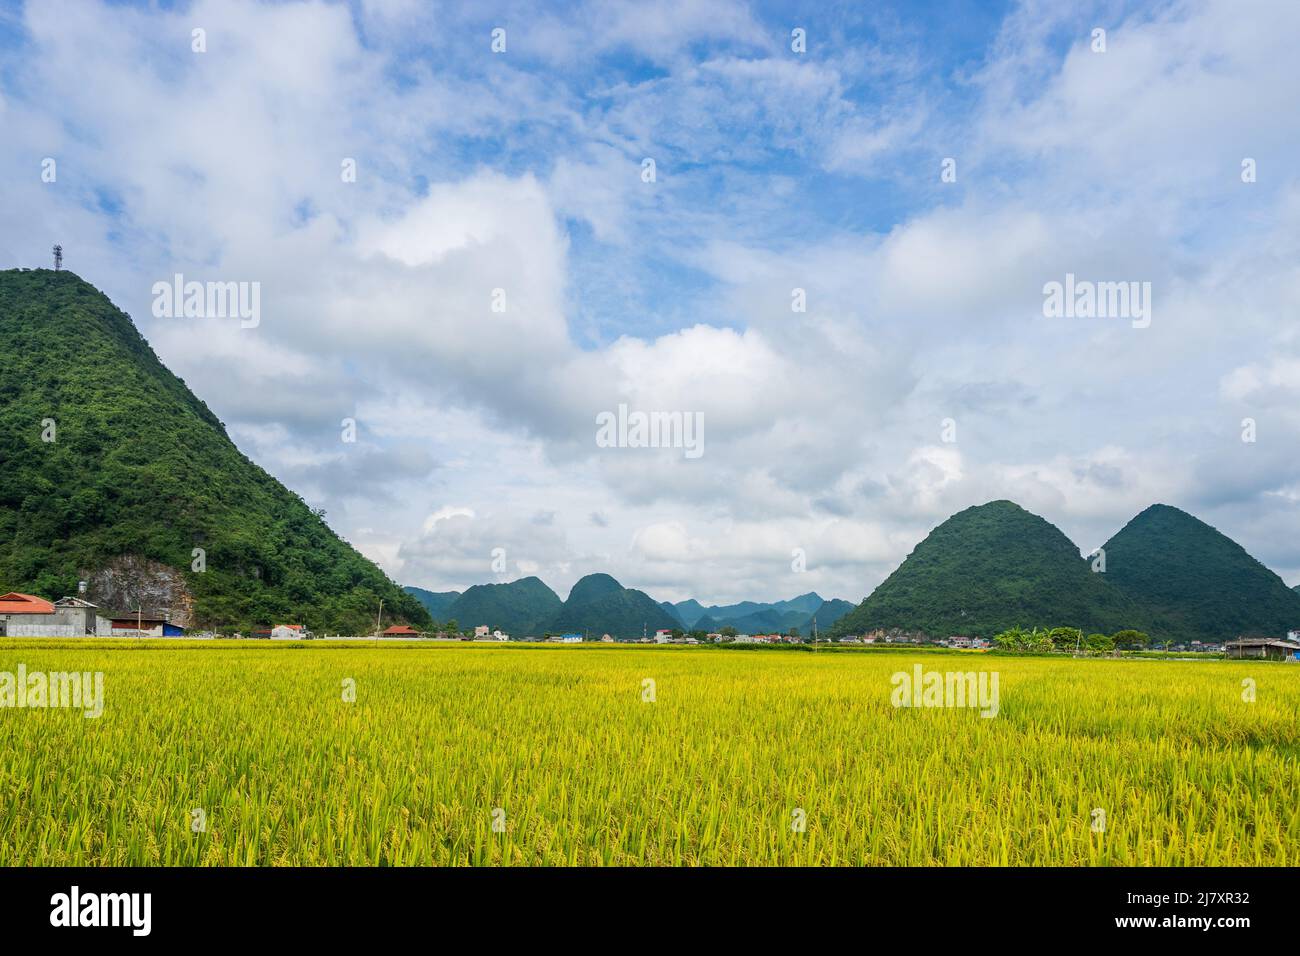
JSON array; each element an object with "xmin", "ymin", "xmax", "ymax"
[
  {"xmin": 1, "ymin": 608, "xmax": 97, "ymax": 637},
  {"xmin": 108, "ymin": 624, "xmax": 165, "ymax": 637},
  {"xmin": 2, "ymin": 621, "xmax": 80, "ymax": 637}
]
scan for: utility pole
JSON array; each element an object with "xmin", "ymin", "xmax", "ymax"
[
  {"xmin": 137, "ymin": 604, "xmax": 142, "ymax": 639},
  {"xmin": 375, "ymin": 599, "xmax": 383, "ymax": 642}
]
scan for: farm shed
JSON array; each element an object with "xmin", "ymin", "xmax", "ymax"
[{"xmin": 1224, "ymin": 638, "xmax": 1300, "ymax": 661}]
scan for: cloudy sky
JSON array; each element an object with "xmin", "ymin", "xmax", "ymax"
[{"xmin": 3, "ymin": 0, "xmax": 1299, "ymax": 605}]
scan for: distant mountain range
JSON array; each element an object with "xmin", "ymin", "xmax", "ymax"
[
  {"xmin": 404, "ymin": 577, "xmax": 854, "ymax": 638},
  {"xmin": 831, "ymin": 500, "xmax": 1300, "ymax": 644},
  {"xmin": 671, "ymin": 592, "xmax": 853, "ymax": 635}
]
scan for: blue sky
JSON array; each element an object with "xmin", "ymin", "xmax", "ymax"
[{"xmin": 2, "ymin": 0, "xmax": 1299, "ymax": 604}]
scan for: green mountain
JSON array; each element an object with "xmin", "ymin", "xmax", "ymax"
[
  {"xmin": 671, "ymin": 598, "xmax": 706, "ymax": 628},
  {"xmin": 0, "ymin": 269, "xmax": 429, "ymax": 633},
  {"xmin": 831, "ymin": 500, "xmax": 1149, "ymax": 639},
  {"xmin": 811, "ymin": 598, "xmax": 854, "ymax": 630},
  {"xmin": 442, "ymin": 576, "xmax": 561, "ymax": 635},
  {"xmin": 777, "ymin": 592, "xmax": 828, "ymax": 616},
  {"xmin": 1100, "ymin": 504, "xmax": 1300, "ymax": 643},
  {"xmin": 564, "ymin": 572, "xmax": 624, "ymax": 606},
  {"xmin": 659, "ymin": 601, "xmax": 686, "ymax": 626},
  {"xmin": 403, "ymin": 586, "xmax": 461, "ymax": 619},
  {"xmin": 548, "ymin": 573, "xmax": 680, "ymax": 638}
]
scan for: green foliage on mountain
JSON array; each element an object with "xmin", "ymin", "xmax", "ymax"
[
  {"xmin": 659, "ymin": 601, "xmax": 686, "ymax": 626},
  {"xmin": 777, "ymin": 592, "xmax": 827, "ymax": 616},
  {"xmin": 831, "ymin": 500, "xmax": 1150, "ymax": 639},
  {"xmin": 442, "ymin": 576, "xmax": 561, "ymax": 635},
  {"xmin": 810, "ymin": 598, "xmax": 854, "ymax": 630},
  {"xmin": 563, "ymin": 572, "xmax": 624, "ymax": 607},
  {"xmin": 1100, "ymin": 504, "xmax": 1300, "ymax": 643},
  {"xmin": 670, "ymin": 598, "xmax": 706, "ymax": 628},
  {"xmin": 0, "ymin": 269, "xmax": 430, "ymax": 633},
  {"xmin": 548, "ymin": 573, "xmax": 679, "ymax": 638},
  {"xmin": 403, "ymin": 586, "xmax": 461, "ymax": 619}
]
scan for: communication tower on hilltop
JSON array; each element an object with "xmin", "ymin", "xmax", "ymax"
[{"xmin": 52, "ymin": 245, "xmax": 63, "ymax": 271}]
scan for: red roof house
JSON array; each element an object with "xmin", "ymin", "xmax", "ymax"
[
  {"xmin": 0, "ymin": 593, "xmax": 54, "ymax": 615},
  {"xmin": 382, "ymin": 624, "xmax": 421, "ymax": 636}
]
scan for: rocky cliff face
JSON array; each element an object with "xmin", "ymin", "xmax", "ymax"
[{"xmin": 80, "ymin": 554, "xmax": 195, "ymax": 626}]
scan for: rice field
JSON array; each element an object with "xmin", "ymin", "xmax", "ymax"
[{"xmin": 0, "ymin": 640, "xmax": 1296, "ymax": 866}]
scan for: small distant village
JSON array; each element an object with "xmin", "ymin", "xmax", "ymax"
[{"xmin": 4, "ymin": 587, "xmax": 1300, "ymax": 661}]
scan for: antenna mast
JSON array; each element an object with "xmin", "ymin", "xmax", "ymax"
[{"xmin": 52, "ymin": 245, "xmax": 63, "ymax": 271}]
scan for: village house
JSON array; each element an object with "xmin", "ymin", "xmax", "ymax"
[
  {"xmin": 0, "ymin": 592, "xmax": 106, "ymax": 636},
  {"xmin": 382, "ymin": 624, "xmax": 420, "ymax": 637},
  {"xmin": 271, "ymin": 624, "xmax": 307, "ymax": 639},
  {"xmin": 109, "ymin": 614, "xmax": 185, "ymax": 637},
  {"xmin": 474, "ymin": 625, "xmax": 491, "ymax": 638},
  {"xmin": 1225, "ymin": 637, "xmax": 1300, "ymax": 661}
]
